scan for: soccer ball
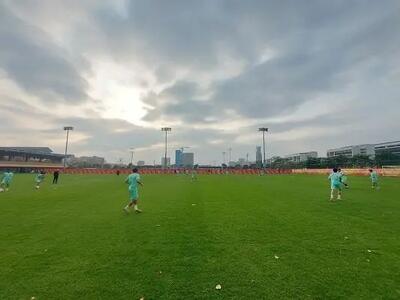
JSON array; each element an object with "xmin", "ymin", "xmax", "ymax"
[{"xmin": 0, "ymin": 188, "xmax": 4, "ymax": 192}]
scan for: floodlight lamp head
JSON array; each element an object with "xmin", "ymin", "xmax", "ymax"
[
  {"xmin": 161, "ymin": 127, "xmax": 172, "ymax": 132},
  {"xmin": 64, "ymin": 126, "xmax": 74, "ymax": 131},
  {"xmin": 258, "ymin": 127, "xmax": 268, "ymax": 132}
]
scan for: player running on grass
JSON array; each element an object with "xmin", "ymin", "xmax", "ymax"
[
  {"xmin": 0, "ymin": 170, "xmax": 14, "ymax": 192},
  {"xmin": 123, "ymin": 168, "xmax": 144, "ymax": 213},
  {"xmin": 369, "ymin": 169, "xmax": 379, "ymax": 189},
  {"xmin": 35, "ymin": 170, "xmax": 45, "ymax": 189},
  {"xmin": 191, "ymin": 168, "xmax": 198, "ymax": 181},
  {"xmin": 338, "ymin": 168, "xmax": 349, "ymax": 189},
  {"xmin": 328, "ymin": 168, "xmax": 342, "ymax": 201}
]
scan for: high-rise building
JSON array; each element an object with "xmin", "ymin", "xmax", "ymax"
[
  {"xmin": 182, "ymin": 153, "xmax": 194, "ymax": 167},
  {"xmin": 175, "ymin": 150, "xmax": 183, "ymax": 166},
  {"xmin": 256, "ymin": 146, "xmax": 262, "ymax": 166}
]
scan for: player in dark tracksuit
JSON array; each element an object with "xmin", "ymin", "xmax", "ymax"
[{"xmin": 53, "ymin": 170, "xmax": 60, "ymax": 184}]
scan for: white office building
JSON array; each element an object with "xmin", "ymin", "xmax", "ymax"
[
  {"xmin": 327, "ymin": 144, "xmax": 375, "ymax": 158},
  {"xmin": 374, "ymin": 141, "xmax": 400, "ymax": 156},
  {"xmin": 285, "ymin": 151, "xmax": 318, "ymax": 162}
]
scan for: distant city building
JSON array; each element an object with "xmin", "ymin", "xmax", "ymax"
[
  {"xmin": 69, "ymin": 156, "xmax": 105, "ymax": 167},
  {"xmin": 161, "ymin": 157, "xmax": 171, "ymax": 167},
  {"xmin": 228, "ymin": 161, "xmax": 236, "ymax": 167},
  {"xmin": 175, "ymin": 150, "xmax": 183, "ymax": 166},
  {"xmin": 137, "ymin": 160, "xmax": 145, "ymax": 166},
  {"xmin": 327, "ymin": 144, "xmax": 375, "ymax": 158},
  {"xmin": 285, "ymin": 151, "xmax": 318, "ymax": 163},
  {"xmin": 182, "ymin": 153, "xmax": 194, "ymax": 167},
  {"xmin": 374, "ymin": 141, "xmax": 400, "ymax": 156},
  {"xmin": 267, "ymin": 156, "xmax": 281, "ymax": 164},
  {"xmin": 256, "ymin": 146, "xmax": 262, "ymax": 166},
  {"xmin": 238, "ymin": 158, "xmax": 246, "ymax": 166}
]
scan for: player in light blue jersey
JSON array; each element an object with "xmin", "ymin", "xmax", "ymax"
[
  {"xmin": 328, "ymin": 168, "xmax": 342, "ymax": 201},
  {"xmin": 191, "ymin": 167, "xmax": 198, "ymax": 181},
  {"xmin": 369, "ymin": 169, "xmax": 379, "ymax": 189},
  {"xmin": 35, "ymin": 170, "xmax": 45, "ymax": 189},
  {"xmin": 123, "ymin": 168, "xmax": 144, "ymax": 213},
  {"xmin": 1, "ymin": 170, "xmax": 14, "ymax": 192}
]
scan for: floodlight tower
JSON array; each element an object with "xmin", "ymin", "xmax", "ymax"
[
  {"xmin": 161, "ymin": 127, "xmax": 172, "ymax": 168},
  {"xmin": 222, "ymin": 151, "xmax": 226, "ymax": 165},
  {"xmin": 63, "ymin": 126, "xmax": 74, "ymax": 169},
  {"xmin": 228, "ymin": 148, "xmax": 232, "ymax": 163},
  {"xmin": 129, "ymin": 147, "xmax": 135, "ymax": 166},
  {"xmin": 258, "ymin": 127, "xmax": 269, "ymax": 168}
]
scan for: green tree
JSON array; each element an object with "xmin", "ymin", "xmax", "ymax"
[
  {"xmin": 351, "ymin": 154, "xmax": 372, "ymax": 167},
  {"xmin": 375, "ymin": 152, "xmax": 400, "ymax": 167}
]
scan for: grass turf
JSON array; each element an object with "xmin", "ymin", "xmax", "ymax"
[{"xmin": 0, "ymin": 174, "xmax": 399, "ymax": 299}]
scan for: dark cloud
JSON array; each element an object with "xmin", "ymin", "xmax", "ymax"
[
  {"xmin": 1, "ymin": 0, "xmax": 400, "ymax": 163},
  {"xmin": 0, "ymin": 3, "xmax": 89, "ymax": 103},
  {"xmin": 106, "ymin": 0, "xmax": 398, "ymax": 124}
]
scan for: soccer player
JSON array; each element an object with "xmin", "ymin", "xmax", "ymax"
[
  {"xmin": 338, "ymin": 168, "xmax": 349, "ymax": 188},
  {"xmin": 328, "ymin": 168, "xmax": 342, "ymax": 201},
  {"xmin": 123, "ymin": 168, "xmax": 144, "ymax": 213},
  {"xmin": 35, "ymin": 170, "xmax": 45, "ymax": 189},
  {"xmin": 369, "ymin": 169, "xmax": 379, "ymax": 189},
  {"xmin": 52, "ymin": 170, "xmax": 60, "ymax": 184},
  {"xmin": 191, "ymin": 168, "xmax": 198, "ymax": 181},
  {"xmin": 1, "ymin": 169, "xmax": 14, "ymax": 192}
]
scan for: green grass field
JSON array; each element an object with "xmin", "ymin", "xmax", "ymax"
[{"xmin": 1, "ymin": 174, "xmax": 399, "ymax": 299}]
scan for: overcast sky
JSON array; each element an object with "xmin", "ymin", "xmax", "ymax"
[{"xmin": 1, "ymin": 0, "xmax": 399, "ymax": 164}]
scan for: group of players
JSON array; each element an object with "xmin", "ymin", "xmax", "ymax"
[
  {"xmin": 1, "ymin": 167, "xmax": 381, "ymax": 210},
  {"xmin": 328, "ymin": 168, "xmax": 379, "ymax": 201},
  {"xmin": 0, "ymin": 169, "xmax": 60, "ymax": 192}
]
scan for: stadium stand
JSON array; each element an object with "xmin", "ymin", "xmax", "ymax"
[{"xmin": 0, "ymin": 147, "xmax": 66, "ymax": 169}]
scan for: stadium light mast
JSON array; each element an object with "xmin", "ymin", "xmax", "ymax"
[
  {"xmin": 228, "ymin": 148, "xmax": 232, "ymax": 163},
  {"xmin": 63, "ymin": 126, "xmax": 74, "ymax": 169},
  {"xmin": 258, "ymin": 128, "xmax": 269, "ymax": 168},
  {"xmin": 222, "ymin": 151, "xmax": 226, "ymax": 165},
  {"xmin": 161, "ymin": 127, "xmax": 172, "ymax": 168},
  {"xmin": 129, "ymin": 148, "xmax": 134, "ymax": 166}
]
